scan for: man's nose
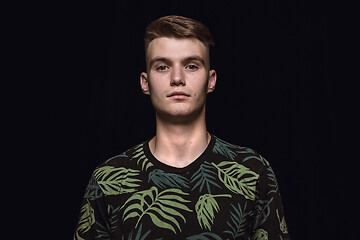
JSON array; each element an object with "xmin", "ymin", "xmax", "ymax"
[{"xmin": 170, "ymin": 66, "xmax": 185, "ymax": 86}]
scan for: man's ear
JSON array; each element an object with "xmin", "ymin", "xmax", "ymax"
[
  {"xmin": 140, "ymin": 72, "xmax": 150, "ymax": 95},
  {"xmin": 207, "ymin": 70, "xmax": 217, "ymax": 93}
]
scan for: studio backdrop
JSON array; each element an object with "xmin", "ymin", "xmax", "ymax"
[{"xmin": 47, "ymin": 1, "xmax": 342, "ymax": 239}]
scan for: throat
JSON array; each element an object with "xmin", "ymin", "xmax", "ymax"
[{"xmin": 149, "ymin": 131, "xmax": 211, "ymax": 168}]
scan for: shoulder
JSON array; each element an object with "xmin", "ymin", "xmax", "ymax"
[
  {"xmin": 95, "ymin": 142, "xmax": 147, "ymax": 168},
  {"xmin": 88, "ymin": 142, "xmax": 150, "ymax": 196},
  {"xmin": 212, "ymin": 135, "xmax": 270, "ymax": 173}
]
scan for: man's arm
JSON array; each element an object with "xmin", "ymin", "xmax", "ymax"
[
  {"xmin": 74, "ymin": 174, "xmax": 110, "ymax": 240},
  {"xmin": 251, "ymin": 157, "xmax": 290, "ymax": 240}
]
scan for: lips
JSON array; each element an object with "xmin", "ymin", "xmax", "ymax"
[{"xmin": 167, "ymin": 91, "xmax": 190, "ymax": 98}]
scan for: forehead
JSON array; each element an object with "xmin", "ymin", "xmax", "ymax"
[{"xmin": 146, "ymin": 37, "xmax": 209, "ymax": 63}]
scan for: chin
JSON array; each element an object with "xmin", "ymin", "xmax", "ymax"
[{"xmin": 156, "ymin": 106, "xmax": 205, "ymax": 124}]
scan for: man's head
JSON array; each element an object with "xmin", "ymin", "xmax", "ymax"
[{"xmin": 140, "ymin": 16, "xmax": 216, "ymax": 123}]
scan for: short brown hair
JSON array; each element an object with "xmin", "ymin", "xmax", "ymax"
[{"xmin": 144, "ymin": 15, "xmax": 215, "ymax": 53}]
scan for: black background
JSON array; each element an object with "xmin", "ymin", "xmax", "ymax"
[{"xmin": 29, "ymin": 0, "xmax": 350, "ymax": 239}]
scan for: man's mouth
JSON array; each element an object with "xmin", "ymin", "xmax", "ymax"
[{"xmin": 167, "ymin": 91, "xmax": 190, "ymax": 99}]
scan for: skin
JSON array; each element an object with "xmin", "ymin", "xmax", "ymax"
[{"xmin": 140, "ymin": 37, "xmax": 217, "ymax": 168}]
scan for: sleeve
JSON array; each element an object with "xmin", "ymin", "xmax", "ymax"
[
  {"xmin": 74, "ymin": 174, "xmax": 111, "ymax": 240},
  {"xmin": 251, "ymin": 157, "xmax": 291, "ymax": 240}
]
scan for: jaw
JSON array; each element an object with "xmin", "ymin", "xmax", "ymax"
[{"xmin": 154, "ymin": 100, "xmax": 207, "ymax": 125}]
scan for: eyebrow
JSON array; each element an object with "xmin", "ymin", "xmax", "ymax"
[
  {"xmin": 149, "ymin": 57, "xmax": 168, "ymax": 68},
  {"xmin": 149, "ymin": 55, "xmax": 206, "ymax": 69}
]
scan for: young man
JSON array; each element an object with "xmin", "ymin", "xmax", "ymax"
[{"xmin": 74, "ymin": 15, "xmax": 290, "ymax": 240}]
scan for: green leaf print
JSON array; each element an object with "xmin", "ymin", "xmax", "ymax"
[
  {"xmin": 190, "ymin": 161, "xmax": 222, "ymax": 194},
  {"xmin": 223, "ymin": 202, "xmax": 250, "ymax": 239},
  {"xmin": 74, "ymin": 199, "xmax": 95, "ymax": 240},
  {"xmin": 253, "ymin": 198, "xmax": 272, "ymax": 229},
  {"xmin": 94, "ymin": 166, "xmax": 141, "ymax": 195},
  {"xmin": 276, "ymin": 209, "xmax": 289, "ymax": 234},
  {"xmin": 243, "ymin": 154, "xmax": 267, "ymax": 166},
  {"xmin": 131, "ymin": 144, "xmax": 154, "ymax": 171},
  {"xmin": 251, "ymin": 229, "xmax": 268, "ymax": 240},
  {"xmin": 213, "ymin": 138, "xmax": 239, "ymax": 160},
  {"xmin": 121, "ymin": 186, "xmax": 193, "ymax": 234},
  {"xmin": 266, "ymin": 165, "xmax": 279, "ymax": 194},
  {"xmin": 186, "ymin": 232, "xmax": 223, "ymax": 240},
  {"xmin": 95, "ymin": 205, "xmax": 121, "ymax": 239},
  {"xmin": 212, "ymin": 161, "xmax": 259, "ymax": 200},
  {"xmin": 195, "ymin": 194, "xmax": 231, "ymax": 231},
  {"xmin": 149, "ymin": 169, "xmax": 189, "ymax": 189},
  {"xmin": 84, "ymin": 174, "xmax": 103, "ymax": 200},
  {"xmin": 120, "ymin": 223, "xmax": 152, "ymax": 240}
]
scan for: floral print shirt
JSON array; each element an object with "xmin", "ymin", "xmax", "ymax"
[{"xmin": 74, "ymin": 135, "xmax": 290, "ymax": 240}]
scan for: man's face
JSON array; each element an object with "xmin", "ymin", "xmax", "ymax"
[{"xmin": 140, "ymin": 37, "xmax": 216, "ymax": 123}]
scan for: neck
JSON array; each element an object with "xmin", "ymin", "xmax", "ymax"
[{"xmin": 149, "ymin": 112, "xmax": 210, "ymax": 168}]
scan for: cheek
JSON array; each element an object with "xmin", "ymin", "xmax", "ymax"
[
  {"xmin": 191, "ymin": 83, "xmax": 208, "ymax": 104},
  {"xmin": 148, "ymin": 78, "xmax": 167, "ymax": 105},
  {"xmin": 148, "ymin": 75, "xmax": 165, "ymax": 93},
  {"xmin": 192, "ymin": 75, "xmax": 209, "ymax": 96}
]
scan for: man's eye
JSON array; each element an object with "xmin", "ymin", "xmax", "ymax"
[
  {"xmin": 186, "ymin": 64, "xmax": 198, "ymax": 70},
  {"xmin": 156, "ymin": 65, "xmax": 169, "ymax": 71}
]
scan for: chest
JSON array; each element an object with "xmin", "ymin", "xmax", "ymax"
[{"xmin": 105, "ymin": 165, "xmax": 257, "ymax": 239}]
